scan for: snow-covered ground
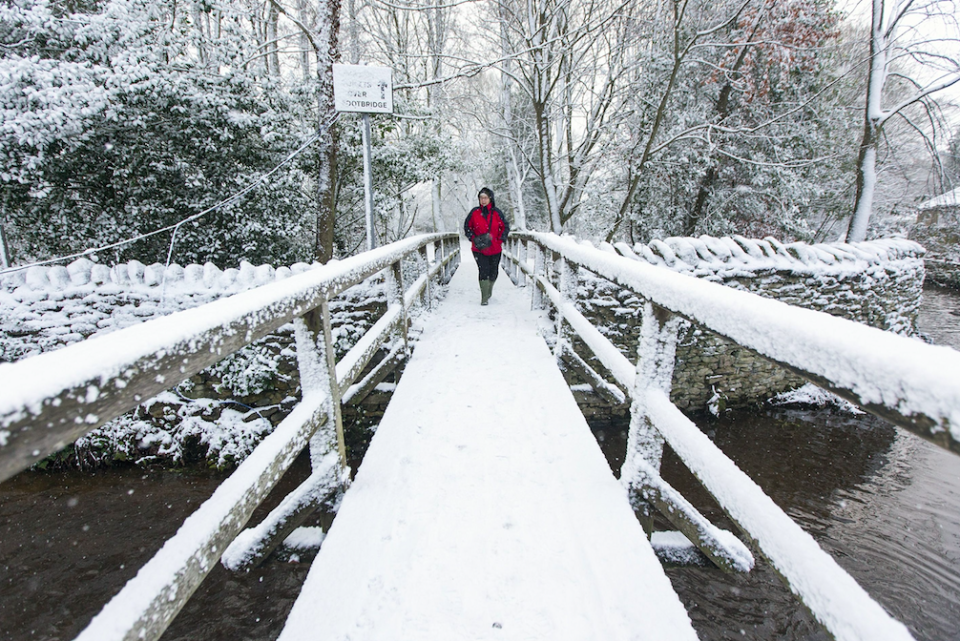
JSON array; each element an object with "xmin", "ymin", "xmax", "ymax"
[{"xmin": 277, "ymin": 249, "xmax": 699, "ymax": 640}]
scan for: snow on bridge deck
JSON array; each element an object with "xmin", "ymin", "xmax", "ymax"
[{"xmin": 277, "ymin": 244, "xmax": 698, "ymax": 641}]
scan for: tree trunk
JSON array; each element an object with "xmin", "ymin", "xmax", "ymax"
[
  {"xmin": 427, "ymin": 4, "xmax": 446, "ymax": 233},
  {"xmin": 500, "ymin": 0, "xmax": 526, "ymax": 230},
  {"xmin": 267, "ymin": 3, "xmax": 281, "ymax": 77},
  {"xmin": 315, "ymin": 0, "xmax": 341, "ymax": 263},
  {"xmin": 684, "ymin": 80, "xmax": 739, "ymax": 235},
  {"xmin": 684, "ymin": 166, "xmax": 717, "ymax": 236},
  {"xmin": 846, "ymin": 0, "xmax": 889, "ymax": 242},
  {"xmin": 347, "ymin": 0, "xmax": 360, "ymax": 63},
  {"xmin": 847, "ymin": 122, "xmax": 880, "ymax": 242},
  {"xmin": 297, "ymin": 0, "xmax": 312, "ymax": 80},
  {"xmin": 0, "ymin": 222, "xmax": 10, "ymax": 270},
  {"xmin": 537, "ymin": 104, "xmax": 563, "ymax": 233},
  {"xmin": 605, "ymin": 31, "xmax": 684, "ymax": 243}
]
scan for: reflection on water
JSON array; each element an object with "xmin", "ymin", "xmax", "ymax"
[{"xmin": 1, "ymin": 287, "xmax": 959, "ymax": 641}]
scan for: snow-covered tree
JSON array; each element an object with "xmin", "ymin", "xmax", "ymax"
[
  {"xmin": 845, "ymin": 0, "xmax": 960, "ymax": 241},
  {"xmin": 599, "ymin": 0, "xmax": 852, "ymax": 243},
  {"xmin": 490, "ymin": 0, "xmax": 638, "ymax": 233}
]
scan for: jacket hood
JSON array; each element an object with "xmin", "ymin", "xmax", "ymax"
[{"xmin": 478, "ymin": 187, "xmax": 496, "ymax": 209}]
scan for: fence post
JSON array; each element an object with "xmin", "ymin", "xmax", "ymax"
[
  {"xmin": 213, "ymin": 301, "xmax": 350, "ymax": 570},
  {"xmin": 440, "ymin": 238, "xmax": 448, "ymax": 283},
  {"xmin": 622, "ymin": 302, "xmax": 681, "ymax": 536},
  {"xmin": 295, "ymin": 304, "xmax": 348, "ymax": 475},
  {"xmin": 547, "ymin": 250, "xmax": 559, "ymax": 290},
  {"xmin": 515, "ymin": 238, "xmax": 526, "ymax": 288}
]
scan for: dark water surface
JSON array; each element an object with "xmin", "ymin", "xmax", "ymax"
[
  {"xmin": 2, "ymin": 287, "xmax": 960, "ymax": 640},
  {"xmin": 602, "ymin": 409, "xmax": 960, "ymax": 640},
  {"xmin": 918, "ymin": 284, "xmax": 960, "ymax": 350}
]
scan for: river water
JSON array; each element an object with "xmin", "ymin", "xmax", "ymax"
[{"xmin": 1, "ymin": 288, "xmax": 959, "ymax": 641}]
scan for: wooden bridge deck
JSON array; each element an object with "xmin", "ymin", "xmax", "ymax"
[{"xmin": 277, "ymin": 245, "xmax": 698, "ymax": 640}]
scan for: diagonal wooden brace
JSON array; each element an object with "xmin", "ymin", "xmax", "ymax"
[
  {"xmin": 557, "ymin": 341, "xmax": 627, "ymax": 406},
  {"xmin": 342, "ymin": 343, "xmax": 407, "ymax": 406},
  {"xmin": 626, "ymin": 462, "xmax": 754, "ymax": 574},
  {"xmin": 221, "ymin": 454, "xmax": 344, "ymax": 571}
]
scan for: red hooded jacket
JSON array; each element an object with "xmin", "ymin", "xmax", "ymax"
[{"xmin": 464, "ymin": 203, "xmax": 509, "ymax": 256}]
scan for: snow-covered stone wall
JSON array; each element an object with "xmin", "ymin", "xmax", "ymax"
[
  {"xmin": 574, "ymin": 236, "xmax": 926, "ymax": 414},
  {"xmin": 0, "ymin": 258, "xmax": 315, "ymax": 361}
]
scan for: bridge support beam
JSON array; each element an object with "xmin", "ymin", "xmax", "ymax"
[
  {"xmin": 342, "ymin": 343, "xmax": 407, "ymax": 407},
  {"xmin": 557, "ymin": 342, "xmax": 627, "ymax": 407}
]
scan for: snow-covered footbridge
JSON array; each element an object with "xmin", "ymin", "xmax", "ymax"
[{"xmin": 2, "ymin": 233, "xmax": 960, "ymax": 641}]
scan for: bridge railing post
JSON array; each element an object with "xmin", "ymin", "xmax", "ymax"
[
  {"xmin": 547, "ymin": 250, "xmax": 559, "ymax": 291},
  {"xmin": 294, "ymin": 304, "xmax": 349, "ymax": 476},
  {"xmin": 554, "ymin": 257, "xmax": 578, "ymax": 360},
  {"xmin": 418, "ymin": 245, "xmax": 432, "ymax": 311},
  {"xmin": 622, "ymin": 302, "xmax": 681, "ymax": 537},
  {"xmin": 439, "ymin": 237, "xmax": 448, "ymax": 283},
  {"xmin": 531, "ymin": 241, "xmax": 545, "ymax": 310},
  {"xmin": 514, "ymin": 237, "xmax": 527, "ymax": 288},
  {"xmin": 215, "ymin": 302, "xmax": 351, "ymax": 572},
  {"xmin": 387, "ymin": 259, "xmax": 410, "ymax": 353}
]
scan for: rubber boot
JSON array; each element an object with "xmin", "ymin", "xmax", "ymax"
[{"xmin": 480, "ymin": 280, "xmax": 492, "ymax": 305}]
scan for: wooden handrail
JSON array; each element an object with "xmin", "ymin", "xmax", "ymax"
[
  {"xmin": 0, "ymin": 233, "xmax": 459, "ymax": 483},
  {"xmin": 507, "ymin": 232, "xmax": 960, "ymax": 455}
]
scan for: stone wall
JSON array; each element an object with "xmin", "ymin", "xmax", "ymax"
[
  {"xmin": 910, "ymin": 203, "xmax": 960, "ymax": 289},
  {"xmin": 567, "ymin": 235, "xmax": 925, "ymax": 415}
]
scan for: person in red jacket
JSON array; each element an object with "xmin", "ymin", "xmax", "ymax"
[{"xmin": 463, "ymin": 187, "xmax": 510, "ymax": 305}]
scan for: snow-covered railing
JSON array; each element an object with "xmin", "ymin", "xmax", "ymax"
[
  {"xmin": 503, "ymin": 231, "xmax": 960, "ymax": 641},
  {"xmin": 0, "ymin": 233, "xmax": 460, "ymax": 641}
]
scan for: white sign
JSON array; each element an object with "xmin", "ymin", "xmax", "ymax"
[{"xmin": 332, "ymin": 64, "xmax": 393, "ymax": 114}]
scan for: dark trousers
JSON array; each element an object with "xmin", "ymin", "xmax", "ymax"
[{"xmin": 474, "ymin": 251, "xmax": 501, "ymax": 282}]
